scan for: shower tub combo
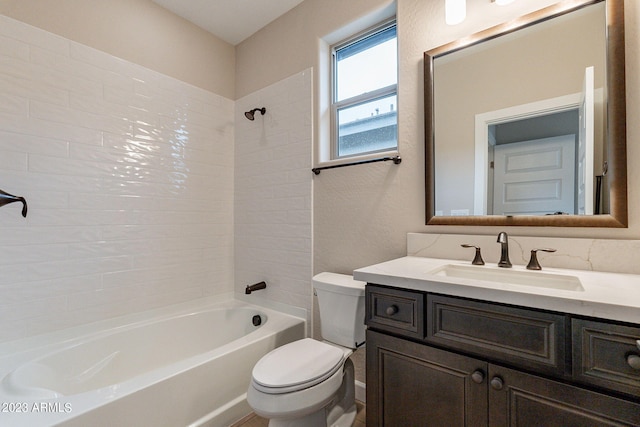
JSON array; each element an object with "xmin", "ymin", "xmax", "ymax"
[{"xmin": 0, "ymin": 297, "xmax": 305, "ymax": 426}]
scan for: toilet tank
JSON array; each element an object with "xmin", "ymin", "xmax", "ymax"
[{"xmin": 313, "ymin": 272, "xmax": 366, "ymax": 349}]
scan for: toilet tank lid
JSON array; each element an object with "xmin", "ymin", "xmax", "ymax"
[{"xmin": 312, "ymin": 272, "xmax": 365, "ymax": 296}]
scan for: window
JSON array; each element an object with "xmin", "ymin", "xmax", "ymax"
[{"xmin": 332, "ymin": 21, "xmax": 398, "ymax": 159}]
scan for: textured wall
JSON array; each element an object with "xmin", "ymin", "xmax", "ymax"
[
  {"xmin": 235, "ymin": 0, "xmax": 394, "ymax": 100},
  {"xmin": 0, "ymin": 16, "xmax": 235, "ymax": 343},
  {"xmin": 316, "ymin": 0, "xmax": 640, "ymax": 278}
]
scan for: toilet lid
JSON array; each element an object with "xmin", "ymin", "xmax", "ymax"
[{"xmin": 252, "ymin": 338, "xmax": 346, "ymax": 394}]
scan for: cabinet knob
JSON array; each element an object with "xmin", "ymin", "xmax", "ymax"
[
  {"xmin": 627, "ymin": 354, "xmax": 640, "ymax": 370},
  {"xmin": 385, "ymin": 305, "xmax": 399, "ymax": 316},
  {"xmin": 471, "ymin": 370, "xmax": 485, "ymax": 384},
  {"xmin": 490, "ymin": 376, "xmax": 504, "ymax": 390}
]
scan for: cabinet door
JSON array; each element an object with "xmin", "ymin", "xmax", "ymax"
[
  {"xmin": 572, "ymin": 318, "xmax": 640, "ymax": 398},
  {"xmin": 367, "ymin": 330, "xmax": 487, "ymax": 427},
  {"xmin": 488, "ymin": 365, "xmax": 640, "ymax": 426}
]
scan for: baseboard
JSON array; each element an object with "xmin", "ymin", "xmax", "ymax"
[{"xmin": 355, "ymin": 380, "xmax": 366, "ymax": 403}]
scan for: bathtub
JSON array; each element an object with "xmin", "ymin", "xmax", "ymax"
[{"xmin": 0, "ymin": 297, "xmax": 306, "ymax": 427}]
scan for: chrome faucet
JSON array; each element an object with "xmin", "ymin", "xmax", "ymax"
[{"xmin": 496, "ymin": 232, "xmax": 512, "ymax": 268}]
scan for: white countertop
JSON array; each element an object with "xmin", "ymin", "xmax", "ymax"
[{"xmin": 353, "ymin": 256, "xmax": 640, "ymax": 324}]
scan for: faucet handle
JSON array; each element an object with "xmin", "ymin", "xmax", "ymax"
[
  {"xmin": 526, "ymin": 248, "xmax": 557, "ymax": 270},
  {"xmin": 461, "ymin": 244, "xmax": 485, "ymax": 265}
]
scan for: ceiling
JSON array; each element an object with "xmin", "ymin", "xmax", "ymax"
[{"xmin": 152, "ymin": 0, "xmax": 306, "ymax": 45}]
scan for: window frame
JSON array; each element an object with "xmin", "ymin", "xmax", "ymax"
[{"xmin": 330, "ymin": 19, "xmax": 398, "ymax": 160}]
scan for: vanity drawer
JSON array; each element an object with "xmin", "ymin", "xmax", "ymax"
[
  {"xmin": 426, "ymin": 294, "xmax": 567, "ymax": 376},
  {"xmin": 573, "ymin": 319, "xmax": 640, "ymax": 398},
  {"xmin": 365, "ymin": 285, "xmax": 424, "ymax": 339}
]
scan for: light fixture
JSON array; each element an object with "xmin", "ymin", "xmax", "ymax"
[{"xmin": 445, "ymin": 0, "xmax": 466, "ymax": 25}]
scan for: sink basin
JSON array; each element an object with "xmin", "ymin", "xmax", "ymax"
[{"xmin": 429, "ymin": 264, "xmax": 584, "ymax": 292}]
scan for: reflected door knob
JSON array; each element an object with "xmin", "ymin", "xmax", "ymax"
[
  {"xmin": 490, "ymin": 376, "xmax": 504, "ymax": 390},
  {"xmin": 385, "ymin": 305, "xmax": 399, "ymax": 316}
]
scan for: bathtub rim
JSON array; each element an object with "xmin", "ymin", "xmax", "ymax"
[{"xmin": 0, "ymin": 293, "xmax": 306, "ymax": 359}]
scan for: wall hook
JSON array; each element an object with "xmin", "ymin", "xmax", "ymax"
[{"xmin": 0, "ymin": 188, "xmax": 28, "ymax": 217}]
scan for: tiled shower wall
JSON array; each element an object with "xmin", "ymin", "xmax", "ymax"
[
  {"xmin": 0, "ymin": 16, "xmax": 235, "ymax": 343},
  {"xmin": 234, "ymin": 70, "xmax": 313, "ymax": 320}
]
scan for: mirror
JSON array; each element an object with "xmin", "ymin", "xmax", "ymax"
[{"xmin": 424, "ymin": 0, "xmax": 626, "ymax": 227}]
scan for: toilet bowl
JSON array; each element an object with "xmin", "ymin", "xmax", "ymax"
[{"xmin": 246, "ymin": 273, "xmax": 365, "ymax": 427}]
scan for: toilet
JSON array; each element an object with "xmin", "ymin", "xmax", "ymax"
[{"xmin": 247, "ymin": 272, "xmax": 366, "ymax": 427}]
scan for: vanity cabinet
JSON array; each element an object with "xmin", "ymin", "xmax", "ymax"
[
  {"xmin": 366, "ymin": 285, "xmax": 640, "ymax": 426},
  {"xmin": 367, "ymin": 330, "xmax": 487, "ymax": 426}
]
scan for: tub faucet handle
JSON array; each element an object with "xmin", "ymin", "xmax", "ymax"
[
  {"xmin": 461, "ymin": 244, "xmax": 484, "ymax": 265},
  {"xmin": 526, "ymin": 248, "xmax": 557, "ymax": 270}
]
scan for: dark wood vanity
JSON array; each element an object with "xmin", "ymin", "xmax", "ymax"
[{"xmin": 365, "ymin": 284, "xmax": 640, "ymax": 426}]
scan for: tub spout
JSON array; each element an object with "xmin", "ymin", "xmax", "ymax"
[{"xmin": 245, "ymin": 281, "xmax": 266, "ymax": 294}]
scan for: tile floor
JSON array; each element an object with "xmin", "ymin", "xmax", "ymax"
[{"xmin": 232, "ymin": 401, "xmax": 366, "ymax": 427}]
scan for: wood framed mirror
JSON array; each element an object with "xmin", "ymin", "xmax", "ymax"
[{"xmin": 424, "ymin": 0, "xmax": 626, "ymax": 227}]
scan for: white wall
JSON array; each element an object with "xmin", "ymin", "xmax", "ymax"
[
  {"xmin": 234, "ymin": 70, "xmax": 313, "ymax": 323},
  {"xmin": 0, "ymin": 15, "xmax": 235, "ymax": 343}
]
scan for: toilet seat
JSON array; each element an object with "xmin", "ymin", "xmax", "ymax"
[{"xmin": 251, "ymin": 338, "xmax": 346, "ymax": 394}]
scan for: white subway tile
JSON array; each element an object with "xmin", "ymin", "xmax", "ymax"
[
  {"xmin": 0, "ymin": 150, "xmax": 28, "ymax": 172},
  {"xmin": 1, "ymin": 225, "xmax": 99, "ymax": 246},
  {"xmin": 0, "ymin": 113, "xmax": 103, "ymax": 145},
  {"xmin": 0, "ymin": 131, "xmax": 69, "ymax": 156},
  {"xmin": 0, "ymin": 72, "xmax": 70, "ymax": 107},
  {"xmin": 0, "ymin": 16, "xmax": 235, "ymax": 342},
  {"xmin": 0, "ymin": 16, "xmax": 316, "ymax": 343},
  {"xmin": 235, "ymin": 70, "xmax": 312, "ymax": 323},
  {"xmin": 0, "ymin": 34, "xmax": 29, "ymax": 61},
  {"xmin": 0, "ymin": 92, "xmax": 28, "ymax": 117}
]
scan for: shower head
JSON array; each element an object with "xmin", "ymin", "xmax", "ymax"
[{"xmin": 244, "ymin": 107, "xmax": 266, "ymax": 121}]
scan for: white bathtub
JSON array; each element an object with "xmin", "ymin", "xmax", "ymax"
[{"xmin": 0, "ymin": 297, "xmax": 306, "ymax": 427}]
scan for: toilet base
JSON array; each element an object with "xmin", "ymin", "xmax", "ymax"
[
  {"xmin": 267, "ymin": 404, "xmax": 356, "ymax": 427},
  {"xmin": 264, "ymin": 358, "xmax": 357, "ymax": 427},
  {"xmin": 267, "ymin": 409, "xmax": 326, "ymax": 427}
]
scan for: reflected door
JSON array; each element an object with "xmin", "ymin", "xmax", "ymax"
[{"xmin": 492, "ymin": 135, "xmax": 576, "ymax": 215}]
